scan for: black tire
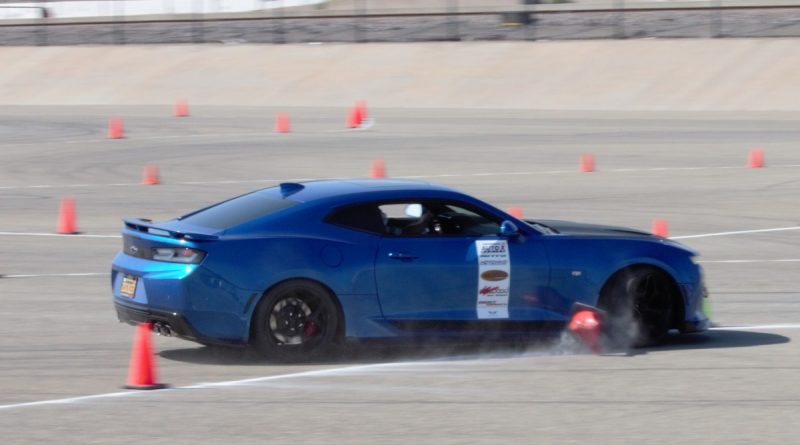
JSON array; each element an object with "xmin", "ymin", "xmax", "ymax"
[
  {"xmin": 598, "ymin": 266, "xmax": 675, "ymax": 348},
  {"xmin": 251, "ymin": 280, "xmax": 341, "ymax": 362}
]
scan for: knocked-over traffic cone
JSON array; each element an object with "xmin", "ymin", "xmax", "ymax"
[
  {"xmin": 746, "ymin": 149, "xmax": 764, "ymax": 168},
  {"xmin": 651, "ymin": 218, "xmax": 669, "ymax": 237},
  {"xmin": 275, "ymin": 112, "xmax": 291, "ymax": 133},
  {"xmin": 57, "ymin": 197, "xmax": 78, "ymax": 234},
  {"xmin": 568, "ymin": 310, "xmax": 602, "ymax": 354},
  {"xmin": 174, "ymin": 99, "xmax": 189, "ymax": 117},
  {"xmin": 108, "ymin": 117, "xmax": 124, "ymax": 139},
  {"xmin": 124, "ymin": 322, "xmax": 168, "ymax": 390},
  {"xmin": 579, "ymin": 154, "xmax": 595, "ymax": 172},
  {"xmin": 370, "ymin": 159, "xmax": 386, "ymax": 178},
  {"xmin": 142, "ymin": 164, "xmax": 160, "ymax": 185},
  {"xmin": 507, "ymin": 207, "xmax": 524, "ymax": 219}
]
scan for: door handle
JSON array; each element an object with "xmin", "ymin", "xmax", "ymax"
[{"xmin": 388, "ymin": 252, "xmax": 419, "ymax": 261}]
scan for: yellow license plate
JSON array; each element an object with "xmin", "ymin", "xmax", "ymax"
[{"xmin": 120, "ymin": 275, "xmax": 138, "ymax": 298}]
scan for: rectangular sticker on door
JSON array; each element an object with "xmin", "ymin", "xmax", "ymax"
[{"xmin": 476, "ymin": 240, "xmax": 510, "ymax": 319}]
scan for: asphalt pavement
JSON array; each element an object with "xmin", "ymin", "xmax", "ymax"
[{"xmin": 1, "ymin": 106, "xmax": 799, "ymax": 443}]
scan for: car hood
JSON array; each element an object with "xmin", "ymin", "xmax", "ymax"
[{"xmin": 529, "ymin": 219, "xmax": 655, "ymax": 238}]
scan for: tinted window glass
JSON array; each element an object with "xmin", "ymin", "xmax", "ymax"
[
  {"xmin": 432, "ymin": 203, "xmax": 500, "ymax": 236},
  {"xmin": 327, "ymin": 204, "xmax": 386, "ymax": 235},
  {"xmin": 179, "ymin": 192, "xmax": 297, "ymax": 229},
  {"xmin": 379, "ymin": 200, "xmax": 501, "ymax": 237}
]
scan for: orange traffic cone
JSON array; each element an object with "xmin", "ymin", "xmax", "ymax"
[
  {"xmin": 174, "ymin": 99, "xmax": 189, "ymax": 117},
  {"xmin": 507, "ymin": 207, "xmax": 524, "ymax": 219},
  {"xmin": 370, "ymin": 159, "xmax": 386, "ymax": 178},
  {"xmin": 275, "ymin": 112, "xmax": 291, "ymax": 133},
  {"xmin": 124, "ymin": 322, "xmax": 168, "ymax": 390},
  {"xmin": 142, "ymin": 164, "xmax": 160, "ymax": 185},
  {"xmin": 746, "ymin": 149, "xmax": 764, "ymax": 168},
  {"xmin": 651, "ymin": 218, "xmax": 669, "ymax": 237},
  {"xmin": 356, "ymin": 100, "xmax": 368, "ymax": 121},
  {"xmin": 108, "ymin": 117, "xmax": 124, "ymax": 139},
  {"xmin": 568, "ymin": 310, "xmax": 602, "ymax": 354},
  {"xmin": 57, "ymin": 197, "xmax": 78, "ymax": 234},
  {"xmin": 579, "ymin": 154, "xmax": 595, "ymax": 172},
  {"xmin": 347, "ymin": 104, "xmax": 363, "ymax": 129}
]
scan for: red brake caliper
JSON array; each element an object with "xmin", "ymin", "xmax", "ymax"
[{"xmin": 304, "ymin": 320, "xmax": 319, "ymax": 337}]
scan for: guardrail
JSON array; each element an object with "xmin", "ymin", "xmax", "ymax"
[
  {"xmin": 1, "ymin": 3, "xmax": 799, "ymax": 45},
  {"xmin": 0, "ymin": 5, "xmax": 48, "ymax": 19}
]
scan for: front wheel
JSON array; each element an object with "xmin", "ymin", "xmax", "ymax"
[
  {"xmin": 251, "ymin": 280, "xmax": 341, "ymax": 362},
  {"xmin": 599, "ymin": 267, "xmax": 675, "ymax": 348}
]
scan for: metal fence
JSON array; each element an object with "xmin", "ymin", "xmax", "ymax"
[{"xmin": 1, "ymin": 1, "xmax": 800, "ymax": 45}]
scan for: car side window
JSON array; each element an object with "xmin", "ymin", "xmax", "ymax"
[
  {"xmin": 326, "ymin": 204, "xmax": 387, "ymax": 235},
  {"xmin": 379, "ymin": 201, "xmax": 501, "ymax": 237}
]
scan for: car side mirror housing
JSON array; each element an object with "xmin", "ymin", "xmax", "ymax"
[{"xmin": 499, "ymin": 220, "xmax": 519, "ymax": 237}]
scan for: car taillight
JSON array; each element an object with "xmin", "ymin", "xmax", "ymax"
[{"xmin": 151, "ymin": 247, "xmax": 206, "ymax": 264}]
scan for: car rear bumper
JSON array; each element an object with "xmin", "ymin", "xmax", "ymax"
[{"xmin": 114, "ymin": 300, "xmax": 240, "ymax": 346}]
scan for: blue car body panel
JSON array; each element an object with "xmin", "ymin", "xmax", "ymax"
[{"xmin": 111, "ymin": 179, "xmax": 709, "ymax": 346}]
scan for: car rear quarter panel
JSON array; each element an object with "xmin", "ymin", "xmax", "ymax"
[
  {"xmin": 202, "ymin": 223, "xmax": 387, "ymax": 337},
  {"xmin": 205, "ymin": 233, "xmax": 378, "ymax": 296}
]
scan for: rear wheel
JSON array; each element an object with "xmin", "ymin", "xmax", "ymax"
[
  {"xmin": 251, "ymin": 280, "xmax": 340, "ymax": 362},
  {"xmin": 599, "ymin": 266, "xmax": 675, "ymax": 348}
]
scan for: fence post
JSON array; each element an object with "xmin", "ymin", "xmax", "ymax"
[
  {"xmin": 614, "ymin": 0, "xmax": 625, "ymax": 39},
  {"xmin": 711, "ymin": 0, "xmax": 723, "ymax": 38},
  {"xmin": 114, "ymin": 1, "xmax": 126, "ymax": 44},
  {"xmin": 192, "ymin": 0, "xmax": 205, "ymax": 43},
  {"xmin": 275, "ymin": 0, "xmax": 285, "ymax": 44},
  {"xmin": 523, "ymin": 0, "xmax": 536, "ymax": 41},
  {"xmin": 447, "ymin": 0, "xmax": 460, "ymax": 41},
  {"xmin": 37, "ymin": 1, "xmax": 48, "ymax": 46},
  {"xmin": 354, "ymin": 0, "xmax": 366, "ymax": 43}
]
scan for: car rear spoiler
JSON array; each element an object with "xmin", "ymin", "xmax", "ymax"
[{"xmin": 123, "ymin": 218, "xmax": 219, "ymax": 241}]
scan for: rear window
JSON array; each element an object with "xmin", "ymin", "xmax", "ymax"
[{"xmin": 179, "ymin": 191, "xmax": 297, "ymax": 229}]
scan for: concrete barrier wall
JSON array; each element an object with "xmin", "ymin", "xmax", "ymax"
[{"xmin": 1, "ymin": 39, "xmax": 798, "ymax": 110}]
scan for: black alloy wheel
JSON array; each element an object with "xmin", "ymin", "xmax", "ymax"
[
  {"xmin": 599, "ymin": 266, "xmax": 674, "ymax": 348},
  {"xmin": 252, "ymin": 280, "xmax": 340, "ymax": 362}
]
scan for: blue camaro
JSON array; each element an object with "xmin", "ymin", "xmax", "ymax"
[{"xmin": 111, "ymin": 179, "xmax": 709, "ymax": 360}]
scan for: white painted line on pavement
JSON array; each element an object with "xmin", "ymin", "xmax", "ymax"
[
  {"xmin": 0, "ymin": 361, "xmax": 426, "ymax": 411},
  {"xmin": 699, "ymin": 259, "xmax": 800, "ymax": 264},
  {"xmin": 1, "ymin": 163, "xmax": 799, "ymax": 191},
  {"xmin": 183, "ymin": 360, "xmax": 423, "ymax": 389},
  {"xmin": 1, "ymin": 226, "xmax": 799, "ymax": 245},
  {"xmin": 176, "ymin": 177, "xmax": 318, "ymax": 186},
  {"xmin": 0, "ymin": 391, "xmax": 140, "ymax": 410},
  {"xmin": 0, "ymin": 272, "xmax": 109, "ymax": 278},
  {"xmin": 63, "ymin": 131, "xmax": 276, "ymax": 145},
  {"xmin": 0, "ymin": 183, "xmax": 141, "ymax": 190},
  {"xmin": 1, "ymin": 317, "xmax": 798, "ymax": 412},
  {"xmin": 0, "ymin": 232, "xmax": 120, "ymax": 239},
  {"xmin": 711, "ymin": 323, "xmax": 800, "ymax": 331},
  {"xmin": 672, "ymin": 226, "xmax": 800, "ymax": 240},
  {"xmin": 330, "ymin": 118, "xmax": 377, "ymax": 133}
]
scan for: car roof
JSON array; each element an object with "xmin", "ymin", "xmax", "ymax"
[
  {"xmin": 266, "ymin": 179, "xmax": 458, "ymax": 203},
  {"xmin": 167, "ymin": 179, "xmax": 470, "ymax": 234}
]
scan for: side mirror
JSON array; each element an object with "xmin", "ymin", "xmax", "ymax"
[
  {"xmin": 499, "ymin": 220, "xmax": 519, "ymax": 237},
  {"xmin": 405, "ymin": 203, "xmax": 423, "ymax": 218}
]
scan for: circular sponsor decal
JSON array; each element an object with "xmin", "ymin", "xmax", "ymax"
[{"xmin": 481, "ymin": 269, "xmax": 508, "ymax": 281}]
